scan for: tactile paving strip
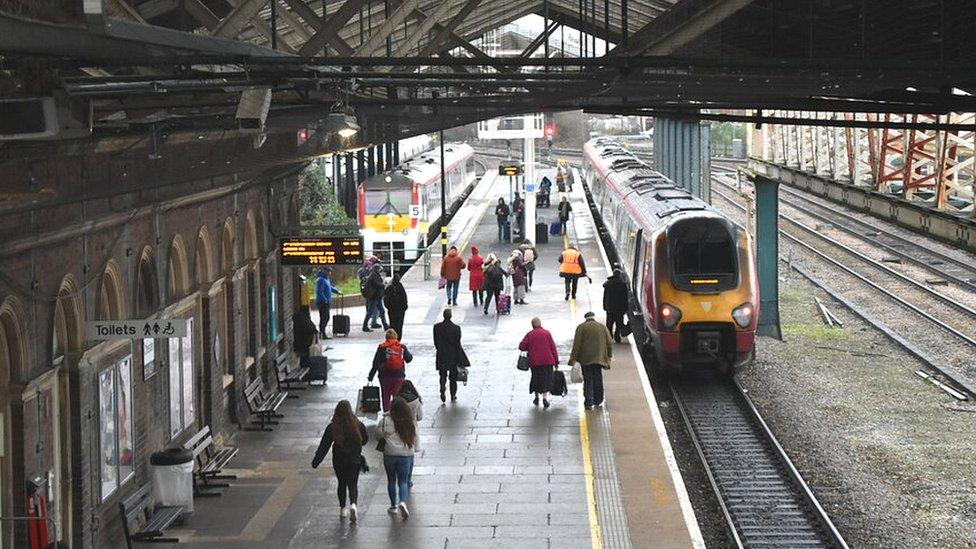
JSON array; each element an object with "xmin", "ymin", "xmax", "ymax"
[{"xmin": 587, "ymin": 407, "xmax": 634, "ymax": 549}]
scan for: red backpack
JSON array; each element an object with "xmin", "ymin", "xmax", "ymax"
[{"xmin": 381, "ymin": 340, "xmax": 405, "ymax": 373}]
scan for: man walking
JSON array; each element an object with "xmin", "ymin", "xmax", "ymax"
[
  {"xmin": 362, "ymin": 263, "xmax": 388, "ymax": 332},
  {"xmin": 440, "ymin": 245, "xmax": 466, "ymax": 306},
  {"xmin": 315, "ymin": 268, "xmax": 342, "ymax": 338},
  {"xmin": 568, "ymin": 312, "xmax": 613, "ymax": 410},
  {"xmin": 495, "ymin": 198, "xmax": 511, "ymax": 243},
  {"xmin": 603, "ymin": 269, "xmax": 628, "ymax": 343},
  {"xmin": 558, "ymin": 244, "xmax": 587, "ymax": 301},
  {"xmin": 432, "ymin": 309, "xmax": 469, "ymax": 403}
]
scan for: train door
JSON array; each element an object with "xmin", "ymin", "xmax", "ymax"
[{"xmin": 631, "ymin": 229, "xmax": 644, "ymax": 304}]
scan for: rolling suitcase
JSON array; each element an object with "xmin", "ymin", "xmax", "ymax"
[
  {"xmin": 332, "ymin": 296, "xmax": 350, "ymax": 337},
  {"xmin": 535, "ymin": 222, "xmax": 549, "ymax": 244},
  {"xmin": 307, "ymin": 356, "xmax": 328, "ymax": 381},
  {"xmin": 496, "ymin": 293, "xmax": 512, "ymax": 315},
  {"xmin": 361, "ymin": 384, "xmax": 381, "ymax": 413},
  {"xmin": 549, "ymin": 221, "xmax": 561, "ymax": 236}
]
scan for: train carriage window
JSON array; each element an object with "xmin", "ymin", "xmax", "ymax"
[{"xmin": 668, "ymin": 219, "xmax": 738, "ymax": 292}]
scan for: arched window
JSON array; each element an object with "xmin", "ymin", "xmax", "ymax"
[
  {"xmin": 167, "ymin": 235, "xmax": 190, "ymax": 300},
  {"xmin": 243, "ymin": 211, "xmax": 258, "ymax": 260},
  {"xmin": 52, "ymin": 275, "xmax": 83, "ymax": 362},
  {"xmin": 134, "ymin": 247, "xmax": 159, "ymax": 318},
  {"xmin": 195, "ymin": 227, "xmax": 214, "ymax": 287},
  {"xmin": 221, "ymin": 218, "xmax": 236, "ymax": 273},
  {"xmin": 0, "ymin": 296, "xmax": 26, "ymax": 386},
  {"xmin": 98, "ymin": 261, "xmax": 126, "ymax": 321}
]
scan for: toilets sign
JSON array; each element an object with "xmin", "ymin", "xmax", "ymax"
[{"xmin": 85, "ymin": 319, "xmax": 188, "ymax": 341}]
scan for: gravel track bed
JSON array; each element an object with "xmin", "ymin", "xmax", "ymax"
[{"xmin": 711, "ymin": 186, "xmax": 976, "ymax": 387}]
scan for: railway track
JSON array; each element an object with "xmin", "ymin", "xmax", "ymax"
[
  {"xmin": 710, "ymin": 174, "xmax": 976, "ymax": 398},
  {"xmin": 671, "ymin": 374, "xmax": 848, "ymax": 549}
]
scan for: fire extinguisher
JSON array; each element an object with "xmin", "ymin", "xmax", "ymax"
[{"xmin": 27, "ymin": 476, "xmax": 51, "ymax": 549}]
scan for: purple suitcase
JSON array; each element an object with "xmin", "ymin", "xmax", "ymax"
[{"xmin": 496, "ymin": 293, "xmax": 512, "ymax": 315}]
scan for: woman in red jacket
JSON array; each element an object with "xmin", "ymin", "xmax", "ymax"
[
  {"xmin": 467, "ymin": 246, "xmax": 485, "ymax": 307},
  {"xmin": 518, "ymin": 317, "xmax": 559, "ymax": 408}
]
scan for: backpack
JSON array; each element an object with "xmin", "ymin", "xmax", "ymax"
[{"xmin": 382, "ymin": 341, "xmax": 405, "ymax": 373}]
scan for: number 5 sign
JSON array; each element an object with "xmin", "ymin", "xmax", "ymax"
[{"xmin": 409, "ymin": 204, "xmax": 422, "ymax": 218}]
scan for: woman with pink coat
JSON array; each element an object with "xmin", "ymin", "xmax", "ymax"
[
  {"xmin": 518, "ymin": 317, "xmax": 559, "ymax": 408},
  {"xmin": 467, "ymin": 246, "xmax": 486, "ymax": 307}
]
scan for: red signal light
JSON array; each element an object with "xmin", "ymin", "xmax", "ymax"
[
  {"xmin": 544, "ymin": 124, "xmax": 556, "ymax": 137},
  {"xmin": 297, "ymin": 128, "xmax": 309, "ymax": 144}
]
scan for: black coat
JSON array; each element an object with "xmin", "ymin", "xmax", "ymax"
[
  {"xmin": 292, "ymin": 310, "xmax": 317, "ymax": 354},
  {"xmin": 603, "ymin": 276, "xmax": 629, "ymax": 314},
  {"xmin": 364, "ymin": 270, "xmax": 384, "ymax": 300},
  {"xmin": 433, "ymin": 319, "xmax": 469, "ymax": 371},
  {"xmin": 311, "ymin": 420, "xmax": 368, "ymax": 470},
  {"xmin": 483, "ymin": 264, "xmax": 507, "ymax": 292},
  {"xmin": 383, "ymin": 281, "xmax": 408, "ymax": 312}
]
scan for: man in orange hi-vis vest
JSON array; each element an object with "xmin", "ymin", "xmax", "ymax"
[{"xmin": 558, "ymin": 245, "xmax": 588, "ymax": 301}]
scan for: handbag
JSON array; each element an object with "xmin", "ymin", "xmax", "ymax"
[
  {"xmin": 456, "ymin": 366, "xmax": 469, "ymax": 385},
  {"xmin": 310, "ymin": 339, "xmax": 323, "ymax": 357},
  {"xmin": 438, "ymin": 276, "xmax": 447, "ymax": 289},
  {"xmin": 571, "ymin": 363, "xmax": 583, "ymax": 384},
  {"xmin": 620, "ymin": 321, "xmax": 633, "ymax": 338},
  {"xmin": 375, "ymin": 438, "xmax": 386, "ymax": 452},
  {"xmin": 359, "ymin": 455, "xmax": 370, "ymax": 473},
  {"xmin": 516, "ymin": 352, "xmax": 530, "ymax": 371}
]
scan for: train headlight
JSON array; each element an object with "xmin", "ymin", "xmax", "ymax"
[
  {"xmin": 732, "ymin": 302, "xmax": 754, "ymax": 329},
  {"xmin": 658, "ymin": 303, "xmax": 682, "ymax": 330}
]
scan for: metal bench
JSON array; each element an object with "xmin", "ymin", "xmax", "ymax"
[
  {"xmin": 273, "ymin": 351, "xmax": 308, "ymax": 393},
  {"xmin": 243, "ymin": 377, "xmax": 287, "ymax": 431},
  {"xmin": 119, "ymin": 484, "xmax": 183, "ymax": 549},
  {"xmin": 182, "ymin": 425, "xmax": 238, "ymax": 496}
]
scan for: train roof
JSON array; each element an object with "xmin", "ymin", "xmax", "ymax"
[
  {"xmin": 583, "ymin": 138, "xmax": 727, "ymax": 232},
  {"xmin": 361, "ymin": 143, "xmax": 474, "ymax": 190}
]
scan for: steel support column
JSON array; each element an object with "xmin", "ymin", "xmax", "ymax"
[
  {"xmin": 653, "ymin": 116, "xmax": 711, "ymax": 201},
  {"xmin": 393, "ymin": 141, "xmax": 400, "ymax": 164},
  {"xmin": 367, "ymin": 146, "xmax": 376, "ymax": 176},
  {"xmin": 754, "ymin": 175, "xmax": 782, "ymax": 339},
  {"xmin": 343, "ymin": 152, "xmax": 356, "ymax": 218},
  {"xmin": 375, "ymin": 144, "xmax": 384, "ymax": 172}
]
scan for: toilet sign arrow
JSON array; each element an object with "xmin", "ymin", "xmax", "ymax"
[{"xmin": 85, "ymin": 319, "xmax": 188, "ymax": 341}]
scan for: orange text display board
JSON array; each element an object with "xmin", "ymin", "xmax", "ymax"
[{"xmin": 280, "ymin": 237, "xmax": 364, "ymax": 266}]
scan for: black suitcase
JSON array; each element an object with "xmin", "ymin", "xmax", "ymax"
[
  {"xmin": 552, "ymin": 370, "xmax": 568, "ymax": 397},
  {"xmin": 332, "ymin": 296, "xmax": 350, "ymax": 337},
  {"xmin": 307, "ymin": 356, "xmax": 328, "ymax": 381},
  {"xmin": 362, "ymin": 384, "xmax": 381, "ymax": 413},
  {"xmin": 535, "ymin": 222, "xmax": 549, "ymax": 244}
]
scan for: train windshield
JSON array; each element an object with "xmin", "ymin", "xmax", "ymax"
[
  {"xmin": 364, "ymin": 189, "xmax": 411, "ymax": 216},
  {"xmin": 668, "ymin": 219, "xmax": 738, "ymax": 292}
]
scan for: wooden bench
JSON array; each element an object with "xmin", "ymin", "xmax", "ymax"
[
  {"xmin": 119, "ymin": 484, "xmax": 183, "ymax": 549},
  {"xmin": 273, "ymin": 351, "xmax": 308, "ymax": 394},
  {"xmin": 244, "ymin": 377, "xmax": 287, "ymax": 431},
  {"xmin": 182, "ymin": 425, "xmax": 238, "ymax": 496}
]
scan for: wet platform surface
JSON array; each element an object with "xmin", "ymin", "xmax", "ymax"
[{"xmin": 161, "ymin": 169, "xmax": 701, "ymax": 548}]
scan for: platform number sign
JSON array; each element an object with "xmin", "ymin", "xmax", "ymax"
[{"xmin": 409, "ymin": 204, "xmax": 422, "ymax": 218}]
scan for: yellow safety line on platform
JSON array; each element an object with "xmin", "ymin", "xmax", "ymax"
[{"xmin": 566, "ymin": 198, "xmax": 603, "ymax": 549}]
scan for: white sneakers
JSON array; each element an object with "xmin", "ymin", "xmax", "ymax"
[
  {"xmin": 397, "ymin": 501, "xmax": 410, "ymax": 520},
  {"xmin": 349, "ymin": 503, "xmax": 358, "ymax": 523},
  {"xmin": 387, "ymin": 507, "xmax": 398, "ymax": 515},
  {"xmin": 340, "ymin": 507, "xmax": 349, "ymax": 518}
]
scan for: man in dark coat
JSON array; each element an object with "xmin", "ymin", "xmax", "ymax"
[
  {"xmin": 432, "ymin": 308, "xmax": 468, "ymax": 402},
  {"xmin": 603, "ymin": 269, "xmax": 629, "ymax": 343},
  {"xmin": 362, "ymin": 263, "xmax": 388, "ymax": 332},
  {"xmin": 292, "ymin": 305, "xmax": 318, "ymax": 365},
  {"xmin": 384, "ymin": 274, "xmax": 408, "ymax": 340}
]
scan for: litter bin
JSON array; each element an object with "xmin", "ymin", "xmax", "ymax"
[{"xmin": 150, "ymin": 448, "xmax": 194, "ymax": 513}]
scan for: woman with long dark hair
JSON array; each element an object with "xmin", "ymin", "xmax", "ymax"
[
  {"xmin": 377, "ymin": 397, "xmax": 419, "ymax": 519},
  {"xmin": 311, "ymin": 400, "xmax": 369, "ymax": 522}
]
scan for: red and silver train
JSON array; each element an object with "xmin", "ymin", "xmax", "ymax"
[{"xmin": 582, "ymin": 138, "xmax": 759, "ymax": 373}]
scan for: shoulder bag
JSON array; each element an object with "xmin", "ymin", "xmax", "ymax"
[{"xmin": 517, "ymin": 352, "xmax": 530, "ymax": 371}]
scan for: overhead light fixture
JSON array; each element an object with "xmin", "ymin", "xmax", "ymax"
[{"xmin": 326, "ymin": 101, "xmax": 360, "ymax": 138}]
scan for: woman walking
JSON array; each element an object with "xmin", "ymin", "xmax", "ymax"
[
  {"xmin": 311, "ymin": 400, "xmax": 369, "ymax": 522},
  {"xmin": 367, "ymin": 329, "xmax": 414, "ymax": 412},
  {"xmin": 557, "ymin": 196, "xmax": 573, "ymax": 235},
  {"xmin": 518, "ymin": 317, "xmax": 560, "ymax": 408},
  {"xmin": 508, "ymin": 250, "xmax": 528, "ymax": 305},
  {"xmin": 519, "ymin": 242, "xmax": 537, "ymax": 290},
  {"xmin": 482, "ymin": 254, "xmax": 507, "ymax": 315},
  {"xmin": 378, "ymin": 397, "xmax": 420, "ymax": 520},
  {"xmin": 383, "ymin": 274, "xmax": 408, "ymax": 342},
  {"xmin": 467, "ymin": 245, "xmax": 485, "ymax": 307}
]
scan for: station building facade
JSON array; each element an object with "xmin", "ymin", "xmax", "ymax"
[{"xmin": 0, "ymin": 132, "xmax": 311, "ymax": 548}]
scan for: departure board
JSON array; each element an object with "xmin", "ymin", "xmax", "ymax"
[
  {"xmin": 498, "ymin": 162, "xmax": 523, "ymax": 176},
  {"xmin": 280, "ymin": 237, "xmax": 364, "ymax": 266}
]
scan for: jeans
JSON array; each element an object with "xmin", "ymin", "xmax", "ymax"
[
  {"xmin": 497, "ymin": 219, "xmax": 510, "ymax": 242},
  {"xmin": 316, "ymin": 299, "xmax": 330, "ymax": 337},
  {"xmin": 384, "ymin": 455, "xmax": 414, "ymax": 506},
  {"xmin": 445, "ymin": 280, "xmax": 460, "ymax": 303},
  {"xmin": 559, "ymin": 219, "xmax": 567, "ymax": 235},
  {"xmin": 335, "ymin": 463, "xmax": 360, "ymax": 507},
  {"xmin": 582, "ymin": 364, "xmax": 605, "ymax": 407},
  {"xmin": 606, "ymin": 312, "xmax": 625, "ymax": 342},
  {"xmin": 364, "ymin": 299, "xmax": 388, "ymax": 329}
]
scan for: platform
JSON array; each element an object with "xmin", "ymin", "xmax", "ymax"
[{"xmin": 160, "ymin": 169, "xmax": 702, "ymax": 549}]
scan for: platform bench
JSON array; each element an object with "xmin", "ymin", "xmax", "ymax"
[
  {"xmin": 274, "ymin": 351, "xmax": 308, "ymax": 393},
  {"xmin": 244, "ymin": 377, "xmax": 287, "ymax": 431},
  {"xmin": 182, "ymin": 425, "xmax": 238, "ymax": 496},
  {"xmin": 119, "ymin": 484, "xmax": 183, "ymax": 549}
]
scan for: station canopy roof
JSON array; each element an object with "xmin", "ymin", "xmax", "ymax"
[{"xmin": 3, "ymin": 0, "xmax": 976, "ymax": 145}]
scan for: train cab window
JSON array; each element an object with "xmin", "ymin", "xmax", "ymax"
[
  {"xmin": 364, "ymin": 189, "xmax": 411, "ymax": 216},
  {"xmin": 668, "ymin": 219, "xmax": 738, "ymax": 292}
]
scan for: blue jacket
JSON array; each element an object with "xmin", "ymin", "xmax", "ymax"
[{"xmin": 315, "ymin": 275, "xmax": 341, "ymax": 304}]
